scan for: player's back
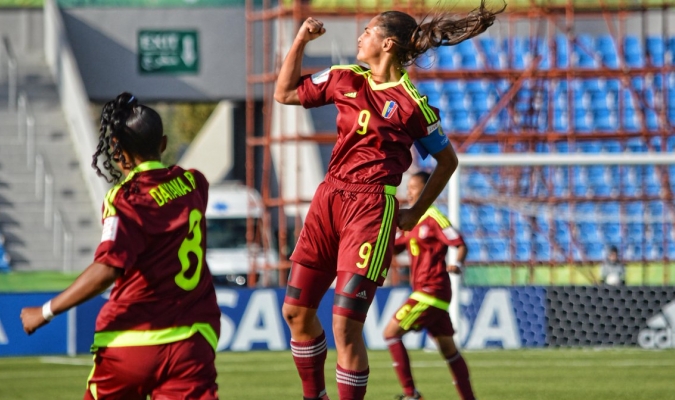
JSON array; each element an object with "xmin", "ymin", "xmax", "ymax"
[{"xmin": 95, "ymin": 163, "xmax": 220, "ymax": 333}]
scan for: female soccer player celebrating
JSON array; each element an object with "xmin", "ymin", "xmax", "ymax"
[
  {"xmin": 274, "ymin": 2, "xmax": 501, "ymax": 399},
  {"xmin": 385, "ymin": 171, "xmax": 471, "ymax": 400},
  {"xmin": 21, "ymin": 92, "xmax": 221, "ymax": 400}
]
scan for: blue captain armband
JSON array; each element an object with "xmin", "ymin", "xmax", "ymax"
[{"xmin": 414, "ymin": 122, "xmax": 449, "ymax": 159}]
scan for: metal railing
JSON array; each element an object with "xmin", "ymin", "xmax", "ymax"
[
  {"xmin": 1, "ymin": 35, "xmax": 18, "ymax": 111},
  {"xmin": 19, "ymin": 94, "xmax": 74, "ymax": 272}
]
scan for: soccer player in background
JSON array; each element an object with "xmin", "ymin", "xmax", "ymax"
[
  {"xmin": 384, "ymin": 171, "xmax": 474, "ymax": 400},
  {"xmin": 273, "ymin": 2, "xmax": 501, "ymax": 399},
  {"xmin": 20, "ymin": 92, "xmax": 221, "ymax": 400}
]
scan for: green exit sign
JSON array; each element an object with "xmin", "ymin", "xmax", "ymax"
[{"xmin": 138, "ymin": 30, "xmax": 199, "ymax": 74}]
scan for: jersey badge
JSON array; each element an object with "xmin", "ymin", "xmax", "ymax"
[
  {"xmin": 382, "ymin": 100, "xmax": 398, "ymax": 119},
  {"xmin": 101, "ymin": 216, "xmax": 119, "ymax": 243},
  {"xmin": 344, "ymin": 92, "xmax": 357, "ymax": 98},
  {"xmin": 311, "ymin": 68, "xmax": 330, "ymax": 85},
  {"xmin": 419, "ymin": 225, "xmax": 429, "ymax": 239}
]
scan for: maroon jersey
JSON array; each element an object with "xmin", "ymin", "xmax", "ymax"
[
  {"xmin": 394, "ymin": 206, "xmax": 465, "ymax": 302},
  {"xmin": 93, "ymin": 162, "xmax": 220, "ymax": 340},
  {"xmin": 297, "ymin": 65, "xmax": 444, "ymax": 187}
]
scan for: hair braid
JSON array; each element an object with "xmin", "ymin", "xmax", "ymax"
[{"xmin": 91, "ymin": 92, "xmax": 164, "ymax": 184}]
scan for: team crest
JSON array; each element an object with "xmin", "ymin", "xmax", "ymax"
[{"xmin": 381, "ymin": 100, "xmax": 398, "ymax": 119}]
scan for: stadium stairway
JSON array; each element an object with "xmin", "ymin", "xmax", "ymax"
[{"xmin": 0, "ymin": 52, "xmax": 101, "ymax": 272}]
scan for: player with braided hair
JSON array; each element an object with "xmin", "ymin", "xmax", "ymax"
[
  {"xmin": 21, "ymin": 92, "xmax": 221, "ymax": 400},
  {"xmin": 274, "ymin": 2, "xmax": 502, "ymax": 399}
]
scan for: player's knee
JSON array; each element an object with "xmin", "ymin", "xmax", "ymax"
[
  {"xmin": 382, "ymin": 320, "xmax": 403, "ymax": 339},
  {"xmin": 282, "ymin": 303, "xmax": 312, "ymax": 327},
  {"xmin": 332, "ymin": 316, "xmax": 363, "ymax": 346}
]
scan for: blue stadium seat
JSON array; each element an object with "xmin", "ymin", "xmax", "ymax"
[
  {"xmin": 555, "ymin": 35, "xmax": 570, "ymax": 67},
  {"xmin": 416, "ymin": 79, "xmax": 438, "ymax": 97},
  {"xmin": 436, "ymin": 46, "xmax": 455, "ymax": 70},
  {"xmin": 594, "ymin": 110, "xmax": 617, "ymax": 131},
  {"xmin": 603, "ymin": 140, "xmax": 622, "ymax": 152},
  {"xmin": 601, "ymin": 223, "xmax": 621, "ymax": 243},
  {"xmin": 578, "ymin": 222, "xmax": 600, "ymax": 242},
  {"xmin": 0, "ymin": 244, "xmax": 9, "ymax": 272},
  {"xmin": 596, "ymin": 34, "xmax": 619, "ymax": 68},
  {"xmin": 488, "ymin": 240, "xmax": 509, "ymax": 261},
  {"xmin": 575, "ymin": 34, "xmax": 597, "ymax": 67},
  {"xmin": 534, "ymin": 239, "xmax": 551, "ymax": 261},
  {"xmin": 515, "ymin": 241, "xmax": 531, "ymax": 261},
  {"xmin": 465, "ymin": 238, "xmax": 481, "ymax": 262},
  {"xmin": 622, "ymin": 109, "xmax": 639, "ymax": 132},
  {"xmin": 647, "ymin": 201, "xmax": 664, "ymax": 217},
  {"xmin": 646, "ymin": 36, "xmax": 665, "ymax": 66},
  {"xmin": 624, "ymin": 36, "xmax": 644, "ymax": 67},
  {"xmin": 645, "ymin": 243, "xmax": 663, "ymax": 260},
  {"xmin": 625, "ymin": 201, "xmax": 644, "ymax": 217},
  {"xmin": 553, "ymin": 110, "xmax": 569, "ymax": 131},
  {"xmin": 455, "ymin": 40, "xmax": 480, "ymax": 69},
  {"xmin": 452, "ymin": 111, "xmax": 472, "ymax": 132},
  {"xmin": 478, "ymin": 37, "xmax": 502, "ymax": 69},
  {"xmin": 442, "ymin": 80, "xmax": 464, "ymax": 96},
  {"xmin": 416, "ymin": 50, "xmax": 437, "ymax": 70},
  {"xmin": 574, "ymin": 112, "xmax": 593, "ymax": 132},
  {"xmin": 626, "ymin": 137, "xmax": 647, "ymax": 152},
  {"xmin": 585, "ymin": 242, "xmax": 605, "ymax": 261}
]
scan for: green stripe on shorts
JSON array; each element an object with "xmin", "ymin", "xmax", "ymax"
[
  {"xmin": 367, "ymin": 194, "xmax": 395, "ymax": 281},
  {"xmin": 399, "ymin": 302, "xmax": 430, "ymax": 330}
]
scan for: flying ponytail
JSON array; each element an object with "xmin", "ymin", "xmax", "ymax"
[{"xmin": 378, "ymin": 0, "xmax": 506, "ymax": 66}]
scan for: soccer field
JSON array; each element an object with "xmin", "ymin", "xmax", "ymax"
[{"xmin": 0, "ymin": 348, "xmax": 673, "ymax": 399}]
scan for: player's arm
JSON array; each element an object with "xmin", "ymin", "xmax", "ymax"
[
  {"xmin": 274, "ymin": 18, "xmax": 326, "ymax": 105},
  {"xmin": 20, "ymin": 262, "xmax": 122, "ymax": 335},
  {"xmin": 393, "ymin": 230, "xmax": 409, "ymax": 255},
  {"xmin": 399, "ymin": 144, "xmax": 458, "ymax": 230},
  {"xmin": 434, "ymin": 223, "xmax": 467, "ymax": 273}
]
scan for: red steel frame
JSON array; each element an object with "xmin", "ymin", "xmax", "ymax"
[{"xmin": 245, "ymin": 0, "xmax": 674, "ymax": 287}]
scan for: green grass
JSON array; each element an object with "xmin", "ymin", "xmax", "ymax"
[
  {"xmin": 0, "ymin": 348, "xmax": 673, "ymax": 399},
  {"xmin": 2, "ymin": 263, "xmax": 673, "ymax": 293},
  {"xmin": 0, "ymin": 271, "xmax": 80, "ymax": 293}
]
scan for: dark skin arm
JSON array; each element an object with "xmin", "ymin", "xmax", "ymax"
[
  {"xmin": 398, "ymin": 144, "xmax": 459, "ymax": 231},
  {"xmin": 20, "ymin": 262, "xmax": 122, "ymax": 335}
]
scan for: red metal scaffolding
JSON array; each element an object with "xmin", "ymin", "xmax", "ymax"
[{"xmin": 245, "ymin": 0, "xmax": 675, "ymax": 287}]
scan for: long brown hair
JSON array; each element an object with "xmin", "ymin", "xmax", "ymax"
[{"xmin": 378, "ymin": 0, "xmax": 506, "ymax": 66}]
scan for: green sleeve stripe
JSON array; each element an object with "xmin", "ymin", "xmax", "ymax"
[
  {"xmin": 102, "ymin": 185, "xmax": 122, "ymax": 219},
  {"xmin": 401, "ymin": 79, "xmax": 438, "ymax": 124},
  {"xmin": 91, "ymin": 322, "xmax": 218, "ymax": 352},
  {"xmin": 367, "ymin": 193, "xmax": 395, "ymax": 281},
  {"xmin": 419, "ymin": 206, "xmax": 451, "ymax": 229},
  {"xmin": 410, "ymin": 291, "xmax": 450, "ymax": 310}
]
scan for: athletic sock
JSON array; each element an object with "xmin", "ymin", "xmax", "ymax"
[
  {"xmin": 446, "ymin": 351, "xmax": 475, "ymax": 400},
  {"xmin": 336, "ymin": 364, "xmax": 368, "ymax": 400},
  {"xmin": 291, "ymin": 331, "xmax": 328, "ymax": 399},
  {"xmin": 386, "ymin": 336, "xmax": 416, "ymax": 396}
]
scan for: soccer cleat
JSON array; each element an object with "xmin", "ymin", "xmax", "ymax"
[{"xmin": 394, "ymin": 391, "xmax": 423, "ymax": 400}]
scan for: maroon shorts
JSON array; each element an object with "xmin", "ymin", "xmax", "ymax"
[
  {"xmin": 290, "ymin": 175, "xmax": 399, "ymax": 286},
  {"xmin": 285, "ymin": 263, "xmax": 379, "ymax": 322},
  {"xmin": 84, "ymin": 334, "xmax": 218, "ymax": 400},
  {"xmin": 394, "ymin": 297, "xmax": 455, "ymax": 337}
]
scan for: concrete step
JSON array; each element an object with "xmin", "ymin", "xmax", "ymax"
[{"xmin": 0, "ymin": 53, "xmax": 100, "ymax": 272}]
